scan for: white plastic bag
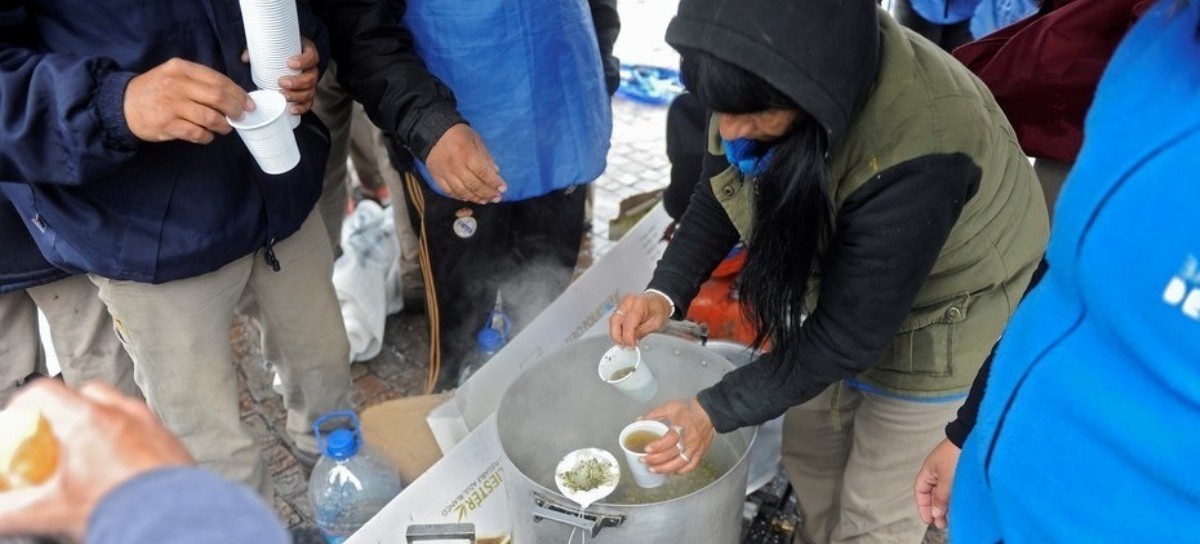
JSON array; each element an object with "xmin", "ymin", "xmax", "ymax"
[{"xmin": 333, "ymin": 200, "xmax": 404, "ymax": 363}]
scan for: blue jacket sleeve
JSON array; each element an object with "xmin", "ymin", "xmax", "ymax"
[
  {"xmin": 0, "ymin": 3, "xmax": 140, "ymax": 185},
  {"xmin": 87, "ymin": 468, "xmax": 288, "ymax": 544}
]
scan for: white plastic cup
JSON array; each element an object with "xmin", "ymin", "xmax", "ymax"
[
  {"xmin": 229, "ymin": 90, "xmax": 300, "ymax": 175},
  {"xmin": 618, "ymin": 420, "xmax": 668, "ymax": 489},
  {"xmin": 598, "ymin": 345, "xmax": 657, "ymax": 403}
]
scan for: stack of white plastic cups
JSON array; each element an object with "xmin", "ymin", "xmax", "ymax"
[{"xmin": 239, "ymin": 0, "xmax": 301, "ymax": 128}]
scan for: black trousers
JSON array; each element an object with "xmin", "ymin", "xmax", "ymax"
[{"xmin": 403, "ymin": 172, "xmax": 587, "ymax": 392}]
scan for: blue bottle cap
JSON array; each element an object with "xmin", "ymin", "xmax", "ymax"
[
  {"xmin": 324, "ymin": 428, "xmax": 360, "ymax": 460},
  {"xmin": 477, "ymin": 328, "xmax": 505, "ymax": 352}
]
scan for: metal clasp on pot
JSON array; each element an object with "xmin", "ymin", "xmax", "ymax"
[
  {"xmin": 406, "ymin": 523, "xmax": 476, "ymax": 542},
  {"xmin": 532, "ymin": 493, "xmax": 626, "ymax": 538}
]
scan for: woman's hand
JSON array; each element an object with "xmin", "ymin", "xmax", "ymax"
[
  {"xmin": 914, "ymin": 438, "xmax": 961, "ymax": 530},
  {"xmin": 639, "ymin": 399, "xmax": 714, "ymax": 475},
  {"xmin": 608, "ymin": 292, "xmax": 672, "ymax": 347}
]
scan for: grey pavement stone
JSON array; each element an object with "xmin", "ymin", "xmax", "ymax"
[
  {"xmin": 274, "ymin": 464, "xmax": 310, "ymax": 502},
  {"xmin": 273, "ymin": 495, "xmax": 304, "ymax": 529}
]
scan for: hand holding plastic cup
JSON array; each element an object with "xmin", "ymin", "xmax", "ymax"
[
  {"xmin": 618, "ymin": 420, "xmax": 669, "ymax": 489},
  {"xmin": 229, "ymin": 90, "xmax": 300, "ymax": 175},
  {"xmin": 598, "ymin": 344, "xmax": 658, "ymax": 403}
]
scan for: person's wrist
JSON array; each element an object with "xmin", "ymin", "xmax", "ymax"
[
  {"xmin": 688, "ymin": 397, "xmax": 710, "ymax": 428},
  {"xmin": 643, "ymin": 288, "xmax": 676, "ymax": 318},
  {"xmin": 412, "ymin": 107, "xmax": 468, "ymax": 162},
  {"xmin": 98, "ymin": 71, "xmax": 140, "ymax": 149}
]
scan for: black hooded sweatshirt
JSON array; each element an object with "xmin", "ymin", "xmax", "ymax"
[{"xmin": 650, "ymin": 0, "xmax": 991, "ymax": 432}]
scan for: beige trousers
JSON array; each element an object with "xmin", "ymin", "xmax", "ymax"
[
  {"xmin": 0, "ymin": 275, "xmax": 138, "ymax": 405},
  {"xmin": 313, "ymin": 63, "xmax": 421, "ymax": 284},
  {"xmin": 784, "ymin": 382, "xmax": 961, "ymax": 544},
  {"xmin": 90, "ymin": 211, "xmax": 352, "ymax": 499}
]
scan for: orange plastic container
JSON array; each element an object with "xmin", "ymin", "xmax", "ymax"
[{"xmin": 685, "ymin": 250, "xmax": 763, "ymax": 348}]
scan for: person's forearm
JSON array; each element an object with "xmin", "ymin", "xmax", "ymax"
[
  {"xmin": 0, "ymin": 11, "xmax": 139, "ymax": 184},
  {"xmin": 647, "ymin": 177, "xmax": 740, "ymax": 317},
  {"xmin": 699, "ymin": 154, "xmax": 983, "ymax": 431},
  {"xmin": 315, "ymin": 0, "xmax": 465, "ymax": 160}
]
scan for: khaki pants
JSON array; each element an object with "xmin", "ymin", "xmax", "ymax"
[
  {"xmin": 784, "ymin": 382, "xmax": 961, "ymax": 544},
  {"xmin": 313, "ymin": 63, "xmax": 421, "ymax": 284},
  {"xmin": 0, "ymin": 275, "xmax": 138, "ymax": 405},
  {"xmin": 90, "ymin": 211, "xmax": 352, "ymax": 499}
]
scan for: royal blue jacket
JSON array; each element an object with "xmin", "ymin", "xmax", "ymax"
[
  {"xmin": 911, "ymin": 0, "xmax": 984, "ymax": 24},
  {"xmin": 952, "ymin": 2, "xmax": 1200, "ymax": 541},
  {"xmin": 402, "ymin": 0, "xmax": 613, "ymax": 201},
  {"xmin": 0, "ymin": 1, "xmax": 330, "ymax": 284}
]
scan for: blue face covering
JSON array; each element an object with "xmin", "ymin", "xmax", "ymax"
[{"xmin": 722, "ymin": 138, "xmax": 777, "ymax": 177}]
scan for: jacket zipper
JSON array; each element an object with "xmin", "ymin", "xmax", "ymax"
[{"xmin": 263, "ymin": 237, "xmax": 281, "ymax": 272}]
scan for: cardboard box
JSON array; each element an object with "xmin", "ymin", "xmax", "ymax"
[
  {"xmin": 361, "ymin": 394, "xmax": 449, "ymax": 485},
  {"xmin": 348, "ymin": 416, "xmax": 510, "ymax": 544}
]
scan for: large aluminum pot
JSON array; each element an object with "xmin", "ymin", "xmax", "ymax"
[{"xmin": 497, "ymin": 334, "xmax": 755, "ymax": 543}]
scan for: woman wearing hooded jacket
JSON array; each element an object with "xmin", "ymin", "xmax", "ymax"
[{"xmin": 609, "ymin": 1, "xmax": 1047, "ymax": 541}]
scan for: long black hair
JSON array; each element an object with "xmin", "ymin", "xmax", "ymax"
[{"xmin": 680, "ymin": 50, "xmax": 833, "ymax": 364}]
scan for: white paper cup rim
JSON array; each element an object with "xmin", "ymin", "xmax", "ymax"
[
  {"xmin": 618, "ymin": 420, "xmax": 669, "ymax": 456},
  {"xmin": 228, "ymin": 90, "xmax": 286, "ymax": 130},
  {"xmin": 598, "ymin": 345, "xmax": 641, "ymax": 383}
]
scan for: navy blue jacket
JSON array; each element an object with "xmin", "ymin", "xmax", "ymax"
[
  {"xmin": 1, "ymin": 192, "xmax": 67, "ymax": 293},
  {"xmin": 0, "ymin": 1, "xmax": 330, "ymax": 284}
]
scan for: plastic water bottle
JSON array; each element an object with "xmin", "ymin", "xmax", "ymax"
[
  {"xmin": 457, "ymin": 292, "xmax": 511, "ymax": 386},
  {"xmin": 457, "ymin": 327, "xmax": 506, "ymax": 387},
  {"xmin": 307, "ymin": 411, "xmax": 404, "ymax": 543}
]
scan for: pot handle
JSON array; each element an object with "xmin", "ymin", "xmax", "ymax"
[
  {"xmin": 406, "ymin": 523, "xmax": 475, "ymax": 543},
  {"xmin": 658, "ymin": 319, "xmax": 709, "ymax": 346},
  {"xmin": 531, "ymin": 495, "xmax": 626, "ymax": 538}
]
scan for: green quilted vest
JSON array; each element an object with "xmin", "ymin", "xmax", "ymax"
[{"xmin": 707, "ymin": 14, "xmax": 1049, "ymax": 397}]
